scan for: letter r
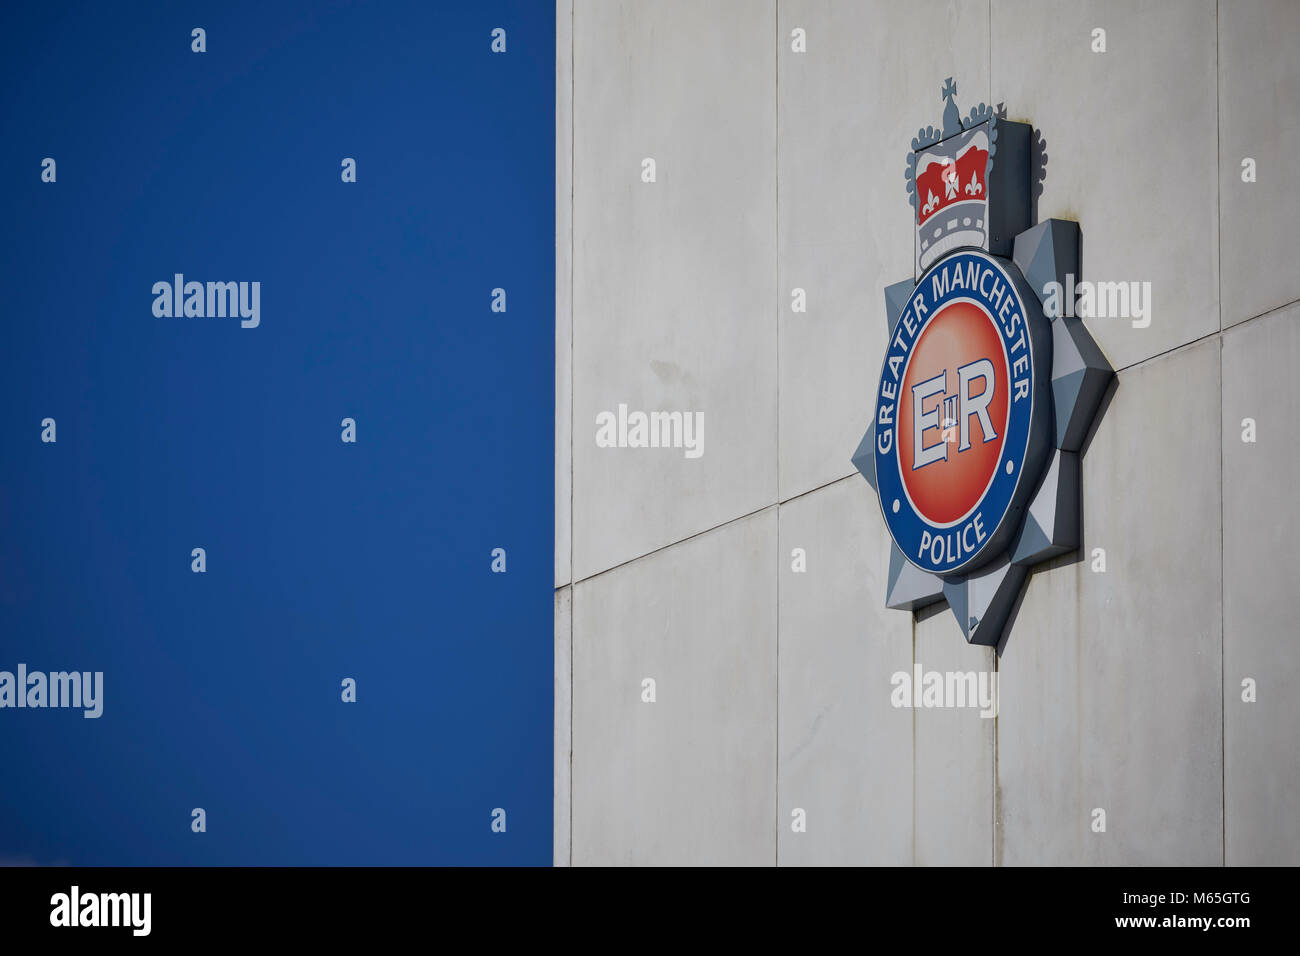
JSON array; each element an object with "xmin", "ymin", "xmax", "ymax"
[{"xmin": 957, "ymin": 359, "xmax": 997, "ymax": 451}]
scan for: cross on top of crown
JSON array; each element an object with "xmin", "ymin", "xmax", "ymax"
[{"xmin": 940, "ymin": 77, "xmax": 965, "ymax": 138}]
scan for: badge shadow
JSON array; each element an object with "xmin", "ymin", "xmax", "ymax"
[{"xmin": 993, "ymin": 370, "xmax": 1120, "ymax": 658}]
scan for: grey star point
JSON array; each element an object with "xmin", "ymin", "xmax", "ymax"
[
  {"xmin": 852, "ymin": 421, "xmax": 877, "ymax": 491},
  {"xmin": 886, "ymin": 542, "xmax": 945, "ymax": 611},
  {"xmin": 884, "ymin": 278, "xmax": 914, "ymax": 334},
  {"xmin": 942, "ymin": 556, "xmax": 1028, "ymax": 646},
  {"xmin": 1012, "ymin": 219, "xmax": 1079, "ymax": 320},
  {"xmin": 1051, "ymin": 316, "xmax": 1112, "ymax": 451},
  {"xmin": 1011, "ymin": 450, "xmax": 1080, "ymax": 566}
]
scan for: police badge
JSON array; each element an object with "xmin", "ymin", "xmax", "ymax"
[{"xmin": 853, "ymin": 79, "xmax": 1114, "ymax": 647}]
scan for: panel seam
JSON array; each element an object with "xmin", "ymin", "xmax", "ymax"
[
  {"xmin": 568, "ymin": 0, "xmax": 576, "ymax": 869},
  {"xmin": 773, "ymin": 0, "xmax": 781, "ymax": 869},
  {"xmin": 1215, "ymin": 0, "xmax": 1225, "ymax": 868}
]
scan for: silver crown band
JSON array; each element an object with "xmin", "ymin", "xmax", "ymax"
[{"xmin": 916, "ymin": 200, "xmax": 987, "ymax": 272}]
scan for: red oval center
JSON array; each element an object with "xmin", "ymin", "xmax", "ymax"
[{"xmin": 898, "ymin": 300, "xmax": 1009, "ymax": 525}]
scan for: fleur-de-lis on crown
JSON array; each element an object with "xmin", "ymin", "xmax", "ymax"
[{"xmin": 906, "ymin": 80, "xmax": 1001, "ymax": 213}]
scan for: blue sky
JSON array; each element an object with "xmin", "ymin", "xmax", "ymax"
[{"xmin": 0, "ymin": 0, "xmax": 554, "ymax": 865}]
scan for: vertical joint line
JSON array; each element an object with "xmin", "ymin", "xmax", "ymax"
[
  {"xmin": 764, "ymin": 0, "xmax": 774, "ymax": 868},
  {"xmin": 1214, "ymin": 0, "xmax": 1226, "ymax": 868}
]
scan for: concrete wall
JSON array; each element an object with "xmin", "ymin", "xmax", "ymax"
[{"xmin": 556, "ymin": 0, "xmax": 1300, "ymax": 865}]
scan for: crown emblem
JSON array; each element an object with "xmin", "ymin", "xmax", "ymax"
[{"xmin": 905, "ymin": 79, "xmax": 1030, "ymax": 278}]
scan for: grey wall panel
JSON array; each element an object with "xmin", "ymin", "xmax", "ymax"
[
  {"xmin": 914, "ymin": 607, "xmax": 996, "ymax": 866},
  {"xmin": 1222, "ymin": 303, "xmax": 1300, "ymax": 864},
  {"xmin": 571, "ymin": 510, "xmax": 777, "ymax": 866},
  {"xmin": 571, "ymin": 0, "xmax": 778, "ymax": 581},
  {"xmin": 556, "ymin": 0, "xmax": 574, "ymax": 588},
  {"xmin": 776, "ymin": 0, "xmax": 990, "ymax": 500},
  {"xmin": 554, "ymin": 586, "xmax": 572, "ymax": 866},
  {"xmin": 1218, "ymin": 0, "xmax": 1300, "ymax": 328},
  {"xmin": 776, "ymin": 477, "xmax": 913, "ymax": 865},
  {"xmin": 991, "ymin": 0, "xmax": 1219, "ymax": 371},
  {"xmin": 998, "ymin": 339, "xmax": 1223, "ymax": 865}
]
